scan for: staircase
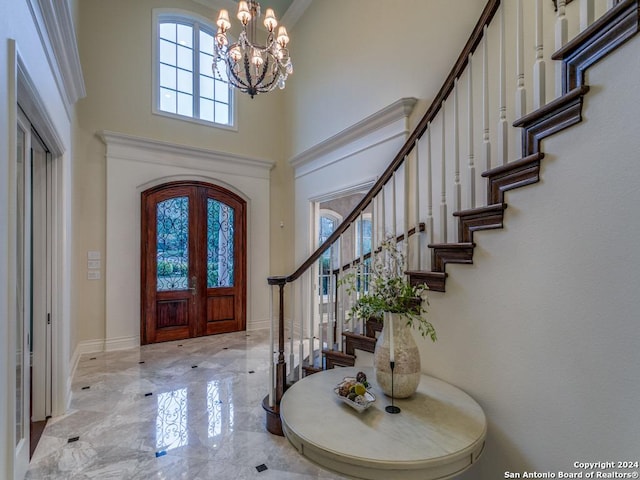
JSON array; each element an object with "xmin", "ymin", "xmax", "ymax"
[{"xmin": 264, "ymin": 0, "xmax": 640, "ymax": 435}]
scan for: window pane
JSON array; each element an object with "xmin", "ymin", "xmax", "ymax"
[
  {"xmin": 214, "ymin": 80, "xmax": 229, "ymax": 103},
  {"xmin": 160, "ymin": 64, "xmax": 176, "ymax": 90},
  {"xmin": 177, "ymin": 24, "xmax": 193, "ymax": 48},
  {"xmin": 200, "ymin": 98, "xmax": 214, "ymax": 122},
  {"xmin": 207, "ymin": 199, "xmax": 234, "ymax": 288},
  {"xmin": 214, "ymin": 102, "xmax": 229, "ymax": 124},
  {"xmin": 160, "ymin": 23, "xmax": 176, "ymax": 42},
  {"xmin": 200, "ymin": 52, "xmax": 214, "ymax": 76},
  {"xmin": 156, "ymin": 197, "xmax": 189, "ymax": 291},
  {"xmin": 177, "ymin": 92, "xmax": 193, "ymax": 117},
  {"xmin": 160, "ymin": 39, "xmax": 176, "ymax": 66},
  {"xmin": 160, "ymin": 88, "xmax": 177, "ymax": 113},
  {"xmin": 177, "ymin": 45, "xmax": 192, "ymax": 70},
  {"xmin": 200, "ymin": 76, "xmax": 214, "ymax": 99},
  {"xmin": 177, "ymin": 69, "xmax": 192, "ymax": 94},
  {"xmin": 200, "ymin": 30, "xmax": 214, "ymax": 54}
]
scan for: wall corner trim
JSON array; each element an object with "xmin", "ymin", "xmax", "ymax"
[
  {"xmin": 98, "ymin": 130, "xmax": 276, "ymax": 179},
  {"xmin": 27, "ymin": 0, "xmax": 86, "ymax": 108},
  {"xmin": 289, "ymin": 97, "xmax": 418, "ymax": 171}
]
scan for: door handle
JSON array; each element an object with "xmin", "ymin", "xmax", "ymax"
[{"xmin": 189, "ymin": 276, "xmax": 197, "ymax": 296}]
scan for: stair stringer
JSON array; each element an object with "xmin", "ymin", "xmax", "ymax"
[{"xmin": 407, "ymin": 0, "xmax": 639, "ymax": 292}]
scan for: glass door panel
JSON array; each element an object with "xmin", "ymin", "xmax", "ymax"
[
  {"xmin": 207, "ymin": 199, "xmax": 234, "ymax": 288},
  {"xmin": 156, "ymin": 197, "xmax": 189, "ymax": 292}
]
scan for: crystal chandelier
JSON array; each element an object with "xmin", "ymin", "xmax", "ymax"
[{"xmin": 213, "ymin": 1, "xmax": 293, "ymax": 98}]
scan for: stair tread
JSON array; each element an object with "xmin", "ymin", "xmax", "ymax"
[
  {"xmin": 428, "ymin": 242, "xmax": 475, "ymax": 249},
  {"xmin": 406, "ymin": 270, "xmax": 447, "ymax": 277},
  {"xmin": 481, "ymin": 152, "xmax": 544, "ymax": 178},
  {"xmin": 322, "ymin": 349, "xmax": 356, "ymax": 360},
  {"xmin": 453, "ymin": 203, "xmax": 507, "ymax": 217}
]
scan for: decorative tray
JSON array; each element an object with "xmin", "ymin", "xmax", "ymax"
[{"xmin": 334, "ymin": 376, "xmax": 376, "ymax": 413}]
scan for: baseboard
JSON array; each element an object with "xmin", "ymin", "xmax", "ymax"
[
  {"xmin": 247, "ymin": 317, "xmax": 271, "ymax": 331},
  {"xmin": 105, "ymin": 335, "xmax": 139, "ymax": 351}
]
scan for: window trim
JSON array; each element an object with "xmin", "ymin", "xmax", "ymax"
[{"xmin": 152, "ymin": 8, "xmax": 237, "ymax": 131}]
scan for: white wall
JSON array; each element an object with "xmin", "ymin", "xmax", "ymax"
[
  {"xmin": 284, "ymin": 0, "xmax": 485, "ymax": 158},
  {"xmin": 418, "ymin": 37, "xmax": 640, "ymax": 477},
  {"xmin": 99, "ymin": 132, "xmax": 273, "ymax": 350}
]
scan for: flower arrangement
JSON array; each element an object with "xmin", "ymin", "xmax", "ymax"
[{"xmin": 340, "ymin": 238, "xmax": 437, "ymax": 341}]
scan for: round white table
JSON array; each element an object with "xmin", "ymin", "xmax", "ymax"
[{"xmin": 280, "ymin": 367, "xmax": 486, "ymax": 480}]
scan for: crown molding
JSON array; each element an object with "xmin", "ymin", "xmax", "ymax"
[
  {"xmin": 27, "ymin": 0, "xmax": 86, "ymax": 115},
  {"xmin": 98, "ymin": 131, "xmax": 275, "ymax": 179},
  {"xmin": 289, "ymin": 97, "xmax": 418, "ymax": 171}
]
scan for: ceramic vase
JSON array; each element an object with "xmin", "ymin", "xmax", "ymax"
[{"xmin": 373, "ymin": 312, "xmax": 421, "ymax": 398}]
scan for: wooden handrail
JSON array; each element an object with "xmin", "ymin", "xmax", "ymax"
[{"xmin": 272, "ymin": 0, "xmax": 501, "ymax": 285}]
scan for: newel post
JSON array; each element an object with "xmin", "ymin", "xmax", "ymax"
[{"xmin": 263, "ymin": 275, "xmax": 287, "ymax": 436}]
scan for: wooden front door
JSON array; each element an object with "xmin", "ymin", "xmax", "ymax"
[{"xmin": 141, "ymin": 181, "xmax": 246, "ymax": 344}]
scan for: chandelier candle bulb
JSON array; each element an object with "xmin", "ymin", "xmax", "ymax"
[
  {"xmin": 237, "ymin": 1, "xmax": 251, "ymax": 24},
  {"xmin": 277, "ymin": 26, "xmax": 289, "ymax": 46},
  {"xmin": 216, "ymin": 9, "xmax": 230, "ymax": 31},
  {"xmin": 263, "ymin": 8, "xmax": 277, "ymax": 31}
]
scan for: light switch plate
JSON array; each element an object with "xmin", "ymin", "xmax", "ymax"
[
  {"xmin": 88, "ymin": 260, "xmax": 101, "ymax": 269},
  {"xmin": 88, "ymin": 251, "xmax": 101, "ymax": 260}
]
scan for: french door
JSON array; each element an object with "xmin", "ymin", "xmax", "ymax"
[{"xmin": 141, "ymin": 181, "xmax": 246, "ymax": 344}]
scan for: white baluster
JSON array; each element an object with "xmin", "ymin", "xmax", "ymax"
[
  {"xmin": 483, "ymin": 25, "xmax": 492, "ymax": 174},
  {"xmin": 327, "ymin": 245, "xmax": 334, "ymax": 351},
  {"xmin": 441, "ymin": 101, "xmax": 448, "ymax": 243},
  {"xmin": 317, "ymin": 319, "xmax": 323, "ymax": 368},
  {"xmin": 453, "ymin": 79, "xmax": 461, "ymax": 218},
  {"xmin": 308, "ymin": 264, "xmax": 315, "ymax": 354},
  {"xmin": 580, "ymin": 0, "xmax": 594, "ymax": 31},
  {"xmin": 359, "ymin": 212, "xmax": 365, "ymax": 268},
  {"xmin": 391, "ymin": 173, "xmax": 397, "ymax": 242},
  {"xmin": 414, "ymin": 139, "xmax": 421, "ymax": 269},
  {"xmin": 515, "ymin": 0, "xmax": 527, "ymax": 119},
  {"xmin": 533, "ymin": 0, "xmax": 546, "ymax": 109},
  {"xmin": 289, "ymin": 285, "xmax": 295, "ymax": 380},
  {"xmin": 372, "ymin": 195, "xmax": 377, "ymax": 252},
  {"xmin": 404, "ymin": 155, "xmax": 410, "ymax": 271},
  {"xmin": 299, "ymin": 273, "xmax": 306, "ymax": 378},
  {"xmin": 606, "ymin": 0, "xmax": 615, "ymax": 9},
  {"xmin": 426, "ymin": 125, "xmax": 434, "ymax": 246},
  {"xmin": 269, "ymin": 284, "xmax": 275, "ymax": 405},
  {"xmin": 498, "ymin": 3, "xmax": 508, "ymax": 166},
  {"xmin": 317, "ymin": 262, "xmax": 323, "ymax": 366},
  {"xmin": 380, "ymin": 185, "xmax": 386, "ymax": 242},
  {"xmin": 555, "ymin": 0, "xmax": 568, "ymax": 97},
  {"xmin": 468, "ymin": 53, "xmax": 476, "ymax": 209}
]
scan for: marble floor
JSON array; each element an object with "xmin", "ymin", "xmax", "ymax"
[{"xmin": 26, "ymin": 330, "xmax": 346, "ymax": 480}]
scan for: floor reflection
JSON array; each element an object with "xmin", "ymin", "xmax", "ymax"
[
  {"xmin": 156, "ymin": 388, "xmax": 188, "ymax": 451},
  {"xmin": 207, "ymin": 379, "xmax": 234, "ymax": 445}
]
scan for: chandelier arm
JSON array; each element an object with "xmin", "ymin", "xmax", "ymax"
[{"xmin": 243, "ymin": 53, "xmax": 256, "ymax": 87}]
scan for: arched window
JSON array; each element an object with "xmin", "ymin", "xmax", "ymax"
[{"xmin": 153, "ymin": 10, "xmax": 234, "ymax": 127}]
